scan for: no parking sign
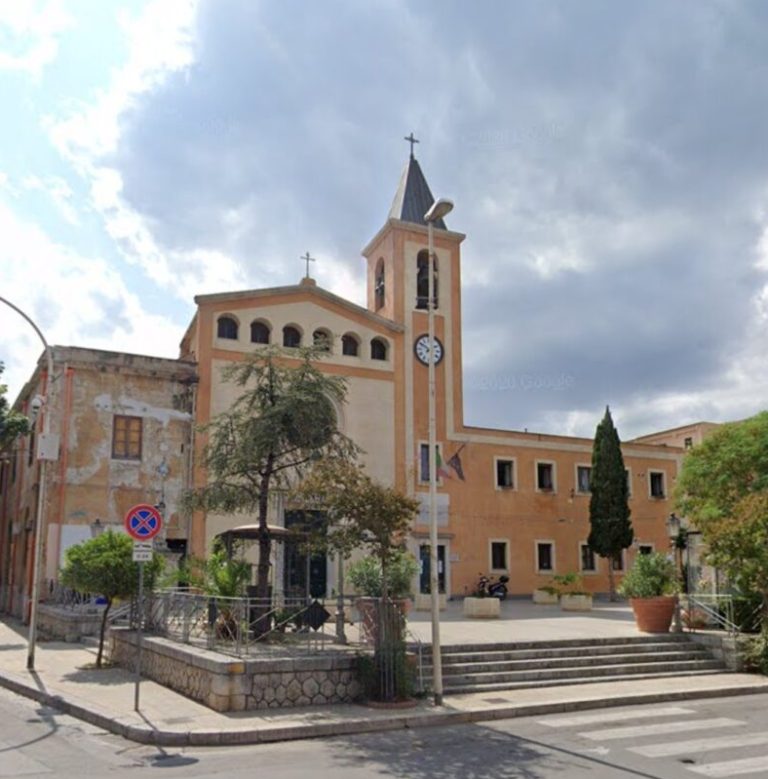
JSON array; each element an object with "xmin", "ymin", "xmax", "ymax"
[{"xmin": 124, "ymin": 503, "xmax": 163, "ymax": 541}]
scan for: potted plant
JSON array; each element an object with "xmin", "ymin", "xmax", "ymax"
[
  {"xmin": 533, "ymin": 580, "xmax": 559, "ymax": 605},
  {"xmin": 463, "ymin": 577, "xmax": 501, "ymax": 618},
  {"xmin": 554, "ymin": 572, "xmax": 593, "ymax": 611},
  {"xmin": 618, "ymin": 551, "xmax": 679, "ymax": 632},
  {"xmin": 349, "ymin": 551, "xmax": 418, "ymax": 640}
]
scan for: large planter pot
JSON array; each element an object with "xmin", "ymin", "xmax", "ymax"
[
  {"xmin": 463, "ymin": 597, "xmax": 500, "ymax": 618},
  {"xmin": 560, "ymin": 594, "xmax": 593, "ymax": 612},
  {"xmin": 414, "ymin": 593, "xmax": 447, "ymax": 611},
  {"xmin": 355, "ymin": 597, "xmax": 409, "ymax": 644},
  {"xmin": 630, "ymin": 596, "xmax": 677, "ymax": 633},
  {"xmin": 533, "ymin": 589, "xmax": 559, "ymax": 605}
]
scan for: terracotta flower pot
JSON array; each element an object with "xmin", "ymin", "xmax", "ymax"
[{"xmin": 630, "ymin": 596, "xmax": 677, "ymax": 633}]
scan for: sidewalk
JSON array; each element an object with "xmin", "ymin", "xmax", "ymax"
[{"xmin": 2, "ymin": 610, "xmax": 768, "ymax": 747}]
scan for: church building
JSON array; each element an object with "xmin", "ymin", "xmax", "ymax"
[
  {"xmin": 1, "ymin": 151, "xmax": 690, "ymax": 617},
  {"xmin": 178, "ymin": 150, "xmax": 684, "ymax": 600}
]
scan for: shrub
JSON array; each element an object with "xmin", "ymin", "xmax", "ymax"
[
  {"xmin": 348, "ymin": 551, "xmax": 418, "ymax": 599},
  {"xmin": 552, "ymin": 572, "xmax": 587, "ymax": 596},
  {"xmin": 618, "ymin": 552, "xmax": 678, "ymax": 599}
]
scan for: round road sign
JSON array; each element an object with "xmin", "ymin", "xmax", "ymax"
[{"xmin": 124, "ymin": 503, "xmax": 163, "ymax": 541}]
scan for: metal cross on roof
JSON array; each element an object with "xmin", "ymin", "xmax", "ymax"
[
  {"xmin": 404, "ymin": 132, "xmax": 419, "ymax": 159},
  {"xmin": 301, "ymin": 251, "xmax": 316, "ymax": 278}
]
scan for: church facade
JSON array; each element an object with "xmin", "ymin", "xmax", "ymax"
[
  {"xmin": 179, "ymin": 154, "xmax": 684, "ymax": 599},
  {"xmin": 1, "ymin": 154, "xmax": 688, "ymax": 614}
]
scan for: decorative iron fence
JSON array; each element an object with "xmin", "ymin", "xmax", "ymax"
[{"xmin": 138, "ymin": 589, "xmax": 355, "ymax": 657}]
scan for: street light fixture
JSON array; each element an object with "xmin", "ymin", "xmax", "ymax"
[
  {"xmin": 0, "ymin": 296, "xmax": 59, "ymax": 670},
  {"xmin": 424, "ymin": 197, "xmax": 453, "ymax": 706},
  {"xmin": 666, "ymin": 512, "xmax": 685, "ymax": 633}
]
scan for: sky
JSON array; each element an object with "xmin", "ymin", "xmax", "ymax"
[{"xmin": 2, "ymin": 0, "xmax": 768, "ymax": 441}]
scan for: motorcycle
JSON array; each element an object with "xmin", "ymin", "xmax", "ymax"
[{"xmin": 476, "ymin": 572, "xmax": 509, "ymax": 600}]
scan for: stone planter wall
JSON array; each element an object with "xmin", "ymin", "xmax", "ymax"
[
  {"xmin": 687, "ymin": 631, "xmax": 743, "ymax": 672},
  {"xmin": 414, "ymin": 593, "xmax": 447, "ymax": 611},
  {"xmin": 38, "ymin": 604, "xmax": 105, "ymax": 643},
  {"xmin": 110, "ymin": 628, "xmax": 361, "ymax": 712},
  {"xmin": 560, "ymin": 594, "xmax": 593, "ymax": 612},
  {"xmin": 463, "ymin": 597, "xmax": 500, "ymax": 618},
  {"xmin": 533, "ymin": 589, "xmax": 559, "ymax": 605}
]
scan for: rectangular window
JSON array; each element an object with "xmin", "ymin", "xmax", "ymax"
[
  {"xmin": 536, "ymin": 542, "xmax": 554, "ymax": 572},
  {"xmin": 649, "ymin": 470, "xmax": 666, "ymax": 498},
  {"xmin": 536, "ymin": 462, "xmax": 555, "ymax": 492},
  {"xmin": 684, "ymin": 437, "xmax": 693, "ymax": 450},
  {"xmin": 638, "ymin": 544, "xmax": 654, "ymax": 556},
  {"xmin": 576, "ymin": 465, "xmax": 591, "ymax": 494},
  {"xmin": 419, "ymin": 443, "xmax": 442, "ymax": 482},
  {"xmin": 495, "ymin": 459, "xmax": 514, "ymax": 489},
  {"xmin": 490, "ymin": 541, "xmax": 508, "ymax": 571},
  {"xmin": 580, "ymin": 543, "xmax": 596, "ymax": 572},
  {"xmin": 112, "ymin": 415, "xmax": 142, "ymax": 460},
  {"xmin": 611, "ymin": 552, "xmax": 625, "ymax": 571}
]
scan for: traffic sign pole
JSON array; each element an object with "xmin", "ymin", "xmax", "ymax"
[
  {"xmin": 134, "ymin": 560, "xmax": 144, "ymax": 712},
  {"xmin": 124, "ymin": 503, "xmax": 162, "ymax": 714}
]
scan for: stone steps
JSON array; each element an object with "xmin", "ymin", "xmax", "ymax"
[{"xmin": 415, "ymin": 635, "xmax": 729, "ymax": 696}]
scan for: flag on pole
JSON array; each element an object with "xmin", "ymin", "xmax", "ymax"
[{"xmin": 437, "ymin": 445, "xmax": 466, "ymax": 481}]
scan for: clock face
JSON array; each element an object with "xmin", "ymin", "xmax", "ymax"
[{"xmin": 414, "ymin": 334, "xmax": 444, "ymax": 365}]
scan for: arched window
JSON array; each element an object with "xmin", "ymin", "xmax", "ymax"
[
  {"xmin": 342, "ymin": 333, "xmax": 359, "ymax": 357},
  {"xmin": 217, "ymin": 315, "xmax": 238, "ymax": 340},
  {"xmin": 283, "ymin": 325, "xmax": 302, "ymax": 348},
  {"xmin": 416, "ymin": 249, "xmax": 438, "ymax": 310},
  {"xmin": 250, "ymin": 320, "xmax": 270, "ymax": 344},
  {"xmin": 374, "ymin": 259, "xmax": 385, "ymax": 310},
  {"xmin": 371, "ymin": 337, "xmax": 388, "ymax": 361},
  {"xmin": 313, "ymin": 328, "xmax": 332, "ymax": 352}
]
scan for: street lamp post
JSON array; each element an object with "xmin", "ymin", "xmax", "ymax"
[
  {"xmin": 0, "ymin": 296, "xmax": 59, "ymax": 671},
  {"xmin": 424, "ymin": 197, "xmax": 454, "ymax": 706},
  {"xmin": 667, "ymin": 512, "xmax": 685, "ymax": 633}
]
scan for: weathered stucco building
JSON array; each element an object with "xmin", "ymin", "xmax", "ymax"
[{"xmin": 0, "ymin": 347, "xmax": 196, "ymax": 618}]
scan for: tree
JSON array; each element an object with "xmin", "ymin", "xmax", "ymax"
[
  {"xmin": 0, "ymin": 361, "xmax": 29, "ymax": 447},
  {"xmin": 587, "ymin": 406, "xmax": 632, "ymax": 600},
  {"xmin": 676, "ymin": 412, "xmax": 768, "ymax": 617},
  {"xmin": 60, "ymin": 530, "xmax": 162, "ymax": 668},
  {"xmin": 183, "ymin": 345, "xmax": 358, "ymax": 604},
  {"xmin": 290, "ymin": 458, "xmax": 419, "ymax": 599},
  {"xmin": 291, "ymin": 459, "xmax": 420, "ymax": 701}
]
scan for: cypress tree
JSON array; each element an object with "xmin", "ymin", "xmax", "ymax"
[{"xmin": 587, "ymin": 406, "xmax": 633, "ymax": 600}]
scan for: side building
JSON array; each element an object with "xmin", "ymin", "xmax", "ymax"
[{"xmin": 0, "ymin": 346, "xmax": 196, "ymax": 619}]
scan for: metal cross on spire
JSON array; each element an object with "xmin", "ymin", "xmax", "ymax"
[
  {"xmin": 404, "ymin": 132, "xmax": 419, "ymax": 159},
  {"xmin": 301, "ymin": 251, "xmax": 316, "ymax": 278}
]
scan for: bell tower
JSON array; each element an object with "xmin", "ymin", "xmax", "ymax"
[{"xmin": 362, "ymin": 144, "xmax": 466, "ymax": 482}]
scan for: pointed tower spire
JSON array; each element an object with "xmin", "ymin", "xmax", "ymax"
[{"xmin": 388, "ymin": 137, "xmax": 447, "ymax": 229}]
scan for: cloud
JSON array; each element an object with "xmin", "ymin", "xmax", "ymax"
[
  {"xmin": 18, "ymin": 0, "xmax": 768, "ymax": 440},
  {"xmin": 0, "ymin": 0, "xmax": 73, "ymax": 78},
  {"xmin": 0, "ymin": 200, "xmax": 185, "ymax": 403}
]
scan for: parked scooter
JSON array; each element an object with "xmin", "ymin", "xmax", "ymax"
[{"xmin": 476, "ymin": 572, "xmax": 509, "ymax": 600}]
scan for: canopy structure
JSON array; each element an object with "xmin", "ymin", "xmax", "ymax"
[{"xmin": 216, "ymin": 523, "xmax": 300, "ymax": 557}]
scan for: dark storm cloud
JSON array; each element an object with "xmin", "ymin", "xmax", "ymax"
[{"xmin": 107, "ymin": 0, "xmax": 768, "ymax": 435}]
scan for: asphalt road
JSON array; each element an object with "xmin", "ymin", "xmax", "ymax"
[{"xmin": 3, "ymin": 685, "xmax": 768, "ymax": 778}]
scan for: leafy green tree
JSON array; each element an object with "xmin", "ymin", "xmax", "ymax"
[
  {"xmin": 291, "ymin": 458, "xmax": 419, "ymax": 599},
  {"xmin": 60, "ymin": 530, "xmax": 162, "ymax": 667},
  {"xmin": 183, "ymin": 346, "xmax": 358, "ymax": 603},
  {"xmin": 676, "ymin": 412, "xmax": 768, "ymax": 617},
  {"xmin": 587, "ymin": 406, "xmax": 633, "ymax": 600},
  {"xmin": 0, "ymin": 362, "xmax": 29, "ymax": 447}
]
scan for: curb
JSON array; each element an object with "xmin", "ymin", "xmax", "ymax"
[{"xmin": 2, "ymin": 669, "xmax": 767, "ymax": 747}]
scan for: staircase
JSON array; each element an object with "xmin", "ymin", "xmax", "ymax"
[{"xmin": 418, "ymin": 635, "xmax": 727, "ymax": 695}]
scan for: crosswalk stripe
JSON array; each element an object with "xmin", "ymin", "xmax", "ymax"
[
  {"xmin": 539, "ymin": 706, "xmax": 695, "ymax": 728},
  {"xmin": 581, "ymin": 718, "xmax": 742, "ymax": 741},
  {"xmin": 688, "ymin": 754, "xmax": 768, "ymax": 777},
  {"xmin": 631, "ymin": 732, "xmax": 768, "ymax": 758}
]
